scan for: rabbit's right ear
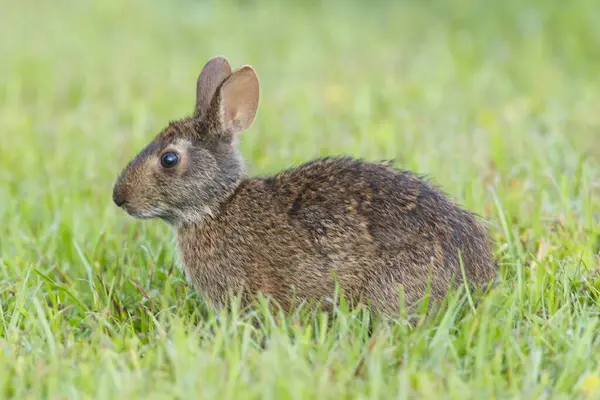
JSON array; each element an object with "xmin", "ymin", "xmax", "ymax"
[
  {"xmin": 213, "ymin": 65, "xmax": 260, "ymax": 138},
  {"xmin": 195, "ymin": 56, "xmax": 232, "ymax": 117}
]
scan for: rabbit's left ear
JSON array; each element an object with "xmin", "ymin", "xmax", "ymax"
[
  {"xmin": 195, "ymin": 56, "xmax": 232, "ymax": 118},
  {"xmin": 214, "ymin": 65, "xmax": 260, "ymax": 137}
]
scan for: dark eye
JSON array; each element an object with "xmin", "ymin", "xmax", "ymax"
[{"xmin": 160, "ymin": 152, "xmax": 179, "ymax": 168}]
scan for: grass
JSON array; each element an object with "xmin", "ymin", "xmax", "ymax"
[{"xmin": 1, "ymin": 0, "xmax": 599, "ymax": 398}]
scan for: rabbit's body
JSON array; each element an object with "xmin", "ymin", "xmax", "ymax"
[
  {"xmin": 113, "ymin": 56, "xmax": 496, "ymax": 317},
  {"xmin": 177, "ymin": 156, "xmax": 494, "ymax": 315}
]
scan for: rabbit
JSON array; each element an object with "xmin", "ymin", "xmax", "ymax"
[{"xmin": 112, "ymin": 56, "xmax": 496, "ymax": 317}]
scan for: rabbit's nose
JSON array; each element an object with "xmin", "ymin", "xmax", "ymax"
[{"xmin": 112, "ymin": 185, "xmax": 127, "ymax": 207}]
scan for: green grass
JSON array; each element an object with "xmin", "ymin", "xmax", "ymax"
[{"xmin": 1, "ymin": 0, "xmax": 600, "ymax": 398}]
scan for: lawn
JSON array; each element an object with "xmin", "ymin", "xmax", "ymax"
[{"xmin": 1, "ymin": 0, "xmax": 599, "ymax": 398}]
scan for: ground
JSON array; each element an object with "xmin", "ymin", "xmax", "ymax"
[{"xmin": 1, "ymin": 0, "xmax": 599, "ymax": 398}]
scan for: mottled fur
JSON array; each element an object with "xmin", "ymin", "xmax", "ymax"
[{"xmin": 113, "ymin": 56, "xmax": 496, "ymax": 317}]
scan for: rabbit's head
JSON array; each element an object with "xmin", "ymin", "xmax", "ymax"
[{"xmin": 112, "ymin": 56, "xmax": 259, "ymax": 224}]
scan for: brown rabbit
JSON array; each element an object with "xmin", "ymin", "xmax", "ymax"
[{"xmin": 112, "ymin": 56, "xmax": 496, "ymax": 317}]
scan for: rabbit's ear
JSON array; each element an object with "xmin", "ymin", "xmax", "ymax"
[
  {"xmin": 216, "ymin": 65, "xmax": 259, "ymax": 137},
  {"xmin": 195, "ymin": 56, "xmax": 232, "ymax": 117}
]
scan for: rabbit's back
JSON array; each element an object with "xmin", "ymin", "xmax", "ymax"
[{"xmin": 177, "ymin": 157, "xmax": 495, "ymax": 314}]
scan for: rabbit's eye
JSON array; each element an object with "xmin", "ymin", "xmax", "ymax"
[{"xmin": 160, "ymin": 152, "xmax": 179, "ymax": 169}]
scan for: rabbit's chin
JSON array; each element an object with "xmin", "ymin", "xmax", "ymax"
[
  {"xmin": 120, "ymin": 204, "xmax": 167, "ymax": 221},
  {"xmin": 120, "ymin": 201, "xmax": 215, "ymax": 226}
]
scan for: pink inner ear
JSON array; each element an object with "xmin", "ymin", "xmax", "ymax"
[
  {"xmin": 224, "ymin": 101, "xmax": 240, "ymax": 127},
  {"xmin": 218, "ymin": 66, "xmax": 259, "ymax": 134}
]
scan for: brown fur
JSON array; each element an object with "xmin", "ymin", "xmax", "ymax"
[{"xmin": 113, "ymin": 56, "xmax": 496, "ymax": 317}]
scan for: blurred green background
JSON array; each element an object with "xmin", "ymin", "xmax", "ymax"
[{"xmin": 1, "ymin": 0, "xmax": 599, "ymax": 398}]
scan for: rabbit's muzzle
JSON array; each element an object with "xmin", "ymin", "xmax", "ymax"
[{"xmin": 113, "ymin": 185, "xmax": 127, "ymax": 207}]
